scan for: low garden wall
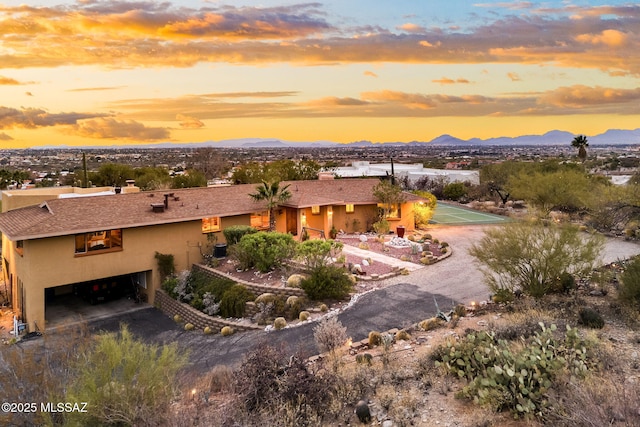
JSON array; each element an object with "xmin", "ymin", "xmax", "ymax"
[
  {"xmin": 193, "ymin": 264, "xmax": 307, "ymax": 299},
  {"xmin": 154, "ymin": 289, "xmax": 262, "ymax": 332}
]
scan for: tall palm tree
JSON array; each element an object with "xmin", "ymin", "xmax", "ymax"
[
  {"xmin": 249, "ymin": 180, "xmax": 292, "ymax": 231},
  {"xmin": 571, "ymin": 135, "xmax": 589, "ymax": 162}
]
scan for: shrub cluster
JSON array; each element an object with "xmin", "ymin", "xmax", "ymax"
[
  {"xmin": 433, "ymin": 323, "xmax": 595, "ymax": 418},
  {"xmin": 232, "ymin": 231, "xmax": 296, "ymax": 272},
  {"xmin": 222, "ymin": 225, "xmax": 258, "ymax": 245},
  {"xmin": 300, "ymin": 265, "xmax": 354, "ymax": 300},
  {"xmin": 164, "ymin": 268, "xmax": 253, "ymax": 318}
]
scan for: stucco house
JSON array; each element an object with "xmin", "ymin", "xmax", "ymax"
[{"xmin": 0, "ymin": 178, "xmax": 423, "ymax": 332}]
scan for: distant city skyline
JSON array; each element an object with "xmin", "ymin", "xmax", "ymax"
[{"xmin": 1, "ymin": 1, "xmax": 639, "ymax": 148}]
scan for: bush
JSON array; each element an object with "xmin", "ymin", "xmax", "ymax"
[
  {"xmin": 286, "ymin": 273, "xmax": 307, "ymax": 288},
  {"xmin": 65, "ymin": 325, "xmax": 188, "ymax": 426},
  {"xmin": 274, "ymin": 317, "xmax": 287, "ymax": 330},
  {"xmin": 314, "ymin": 317, "xmax": 348, "ymax": 353},
  {"xmin": 396, "ymin": 330, "xmax": 411, "ymax": 341},
  {"xmin": 161, "ymin": 276, "xmax": 179, "ymax": 298},
  {"xmin": 221, "ymin": 326, "xmax": 234, "ymax": 336},
  {"xmin": 219, "ymin": 285, "xmax": 254, "ymax": 318},
  {"xmin": 299, "ymin": 311, "xmax": 310, "ymax": 321},
  {"xmin": 223, "ymin": 225, "xmax": 258, "ymax": 245},
  {"xmin": 296, "ymin": 239, "xmax": 343, "ymax": 270},
  {"xmin": 203, "ymin": 326, "xmax": 213, "ymax": 335},
  {"xmin": 372, "ymin": 219, "xmax": 390, "ymax": 235},
  {"xmin": 233, "ymin": 231, "xmax": 296, "ymax": 272},
  {"xmin": 300, "ymin": 265, "xmax": 354, "ymax": 300},
  {"xmin": 619, "ymin": 257, "xmax": 640, "ymax": 306},
  {"xmin": 368, "ymin": 331, "xmax": 382, "ymax": 347},
  {"xmin": 155, "ymin": 252, "xmax": 175, "ymax": 281},
  {"xmin": 578, "ymin": 307, "xmax": 605, "ymax": 329},
  {"xmin": 434, "ymin": 324, "xmax": 594, "ymax": 419},
  {"xmin": 184, "ymin": 323, "xmax": 194, "ymax": 331},
  {"xmin": 442, "ymin": 182, "xmax": 467, "ymax": 201}
]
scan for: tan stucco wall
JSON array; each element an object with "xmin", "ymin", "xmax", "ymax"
[{"xmin": 4, "ymin": 212, "xmax": 256, "ymax": 332}]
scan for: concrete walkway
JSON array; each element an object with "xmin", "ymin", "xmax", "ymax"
[{"xmin": 340, "ymin": 243, "xmax": 424, "ymax": 272}]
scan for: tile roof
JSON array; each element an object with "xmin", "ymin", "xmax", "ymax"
[{"xmin": 0, "ymin": 178, "xmax": 423, "ymax": 240}]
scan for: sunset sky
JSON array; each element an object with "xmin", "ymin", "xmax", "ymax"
[{"xmin": 1, "ymin": 1, "xmax": 639, "ymax": 148}]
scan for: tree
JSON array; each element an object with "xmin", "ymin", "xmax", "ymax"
[
  {"xmin": 572, "ymin": 134, "xmax": 589, "ymax": 162},
  {"xmin": 89, "ymin": 163, "xmax": 135, "ymax": 187},
  {"xmin": 469, "ymin": 221, "xmax": 604, "ymax": 298},
  {"xmin": 171, "ymin": 168, "xmax": 207, "ymax": 188},
  {"xmin": 249, "ymin": 180, "xmax": 292, "ymax": 231},
  {"xmin": 373, "ymin": 179, "xmax": 406, "ymax": 218}
]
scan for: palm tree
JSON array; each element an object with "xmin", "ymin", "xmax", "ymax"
[
  {"xmin": 249, "ymin": 180, "xmax": 292, "ymax": 231},
  {"xmin": 571, "ymin": 135, "xmax": 589, "ymax": 162}
]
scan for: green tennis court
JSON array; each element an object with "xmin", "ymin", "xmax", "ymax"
[{"xmin": 429, "ymin": 202, "xmax": 511, "ymax": 225}]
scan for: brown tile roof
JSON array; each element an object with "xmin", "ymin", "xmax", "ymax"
[{"xmin": 0, "ymin": 179, "xmax": 422, "ymax": 240}]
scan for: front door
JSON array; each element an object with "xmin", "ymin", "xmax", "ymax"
[{"xmin": 286, "ymin": 208, "xmax": 298, "ymax": 235}]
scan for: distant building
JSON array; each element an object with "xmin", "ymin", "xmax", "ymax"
[{"xmin": 332, "ymin": 161, "xmax": 479, "ymax": 185}]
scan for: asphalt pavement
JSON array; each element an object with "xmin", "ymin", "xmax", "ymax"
[{"xmin": 87, "ymin": 225, "xmax": 640, "ymax": 372}]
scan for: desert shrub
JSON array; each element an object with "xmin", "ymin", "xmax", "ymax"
[
  {"xmin": 203, "ymin": 326, "xmax": 213, "ymax": 335},
  {"xmin": 492, "ymin": 288, "xmax": 515, "ymax": 303},
  {"xmin": 300, "ymin": 265, "xmax": 354, "ymax": 300},
  {"xmin": 368, "ymin": 331, "xmax": 382, "ymax": 347},
  {"xmin": 184, "ymin": 323, "xmax": 194, "ymax": 331},
  {"xmin": 319, "ymin": 303, "xmax": 328, "ymax": 312},
  {"xmin": 619, "ymin": 256, "xmax": 640, "ymax": 306},
  {"xmin": 442, "ymin": 182, "xmax": 467, "ymax": 201},
  {"xmin": 221, "ymin": 326, "xmax": 234, "ymax": 336},
  {"xmin": 173, "ymin": 314, "xmax": 182, "ymax": 323},
  {"xmin": 372, "ymin": 219, "xmax": 390, "ymax": 235},
  {"xmin": 286, "ymin": 273, "xmax": 307, "ymax": 288},
  {"xmin": 161, "ymin": 276, "xmax": 179, "ymax": 299},
  {"xmin": 234, "ymin": 231, "xmax": 296, "ymax": 272},
  {"xmin": 550, "ymin": 272, "xmax": 576, "ymax": 294},
  {"xmin": 219, "ymin": 285, "xmax": 254, "ymax": 318},
  {"xmin": 578, "ymin": 307, "xmax": 605, "ymax": 329},
  {"xmin": 296, "ymin": 239, "xmax": 343, "ymax": 270},
  {"xmin": 299, "ymin": 311, "xmax": 310, "ymax": 321},
  {"xmin": 274, "ymin": 317, "xmax": 287, "ymax": 330},
  {"xmin": 396, "ymin": 329, "xmax": 411, "ymax": 341},
  {"xmin": 434, "ymin": 323, "xmax": 595, "ymax": 419},
  {"xmin": 233, "ymin": 343, "xmax": 336, "ymax": 418},
  {"xmin": 64, "ymin": 325, "xmax": 188, "ymax": 426},
  {"xmin": 223, "ymin": 225, "xmax": 258, "ymax": 245},
  {"xmin": 313, "ymin": 316, "xmax": 348, "ymax": 353},
  {"xmin": 207, "ymin": 365, "xmax": 234, "ymax": 394},
  {"xmin": 419, "ymin": 317, "xmax": 443, "ymax": 331}
]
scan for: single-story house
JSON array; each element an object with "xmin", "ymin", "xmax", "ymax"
[{"xmin": 0, "ymin": 178, "xmax": 423, "ymax": 332}]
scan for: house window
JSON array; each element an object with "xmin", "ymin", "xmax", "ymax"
[
  {"xmin": 15, "ymin": 240, "xmax": 24, "ymax": 256},
  {"xmin": 250, "ymin": 211, "xmax": 270, "ymax": 229},
  {"xmin": 202, "ymin": 217, "xmax": 221, "ymax": 233},
  {"xmin": 345, "ymin": 204, "xmax": 354, "ymax": 213},
  {"xmin": 311, "ymin": 205, "xmax": 320, "ymax": 215},
  {"xmin": 75, "ymin": 229, "xmax": 123, "ymax": 254},
  {"xmin": 377, "ymin": 203, "xmax": 401, "ymax": 219}
]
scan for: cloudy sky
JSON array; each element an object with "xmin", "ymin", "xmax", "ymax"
[{"xmin": 0, "ymin": 0, "xmax": 639, "ymax": 148}]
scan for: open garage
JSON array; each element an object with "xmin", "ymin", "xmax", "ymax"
[{"xmin": 44, "ymin": 271, "xmax": 151, "ymax": 331}]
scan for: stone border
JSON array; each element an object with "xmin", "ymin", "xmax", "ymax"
[{"xmin": 154, "ymin": 289, "xmax": 261, "ymax": 333}]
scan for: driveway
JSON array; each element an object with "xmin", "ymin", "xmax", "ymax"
[{"xmin": 88, "ymin": 225, "xmax": 640, "ymax": 371}]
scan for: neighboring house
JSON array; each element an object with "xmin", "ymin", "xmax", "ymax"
[
  {"xmin": 332, "ymin": 161, "xmax": 480, "ymax": 185},
  {"xmin": 0, "ymin": 178, "xmax": 422, "ymax": 332}
]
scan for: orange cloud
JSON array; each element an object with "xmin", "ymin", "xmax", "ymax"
[
  {"xmin": 0, "ymin": 76, "xmax": 21, "ymax": 85},
  {"xmin": 67, "ymin": 86, "xmax": 127, "ymax": 92},
  {"xmin": 67, "ymin": 118, "xmax": 170, "ymax": 141},
  {"xmin": 177, "ymin": 114, "xmax": 205, "ymax": 129},
  {"xmin": 507, "ymin": 72, "xmax": 521, "ymax": 81},
  {"xmin": 0, "ymin": 106, "xmax": 102, "ymax": 129},
  {"xmin": 364, "ymin": 70, "xmax": 378, "ymax": 78},
  {"xmin": 398, "ymin": 23, "xmax": 426, "ymax": 33},
  {"xmin": 538, "ymin": 85, "xmax": 640, "ymax": 107},
  {"xmin": 432, "ymin": 77, "xmax": 471, "ymax": 84},
  {"xmin": 575, "ymin": 29, "xmax": 628, "ymax": 47},
  {"xmin": 361, "ymin": 91, "xmax": 437, "ymax": 109},
  {"xmin": 0, "ymin": 132, "xmax": 13, "ymax": 141}
]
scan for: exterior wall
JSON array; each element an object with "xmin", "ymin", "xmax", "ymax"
[{"xmin": 5, "ymin": 212, "xmax": 260, "ymax": 332}]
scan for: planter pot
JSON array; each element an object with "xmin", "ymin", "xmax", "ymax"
[{"xmin": 396, "ymin": 226, "xmax": 405, "ymax": 238}]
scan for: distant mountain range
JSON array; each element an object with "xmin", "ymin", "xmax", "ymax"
[{"xmin": 31, "ymin": 128, "xmax": 640, "ymax": 149}]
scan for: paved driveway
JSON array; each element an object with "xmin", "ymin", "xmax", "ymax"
[{"xmin": 89, "ymin": 225, "xmax": 640, "ymax": 371}]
